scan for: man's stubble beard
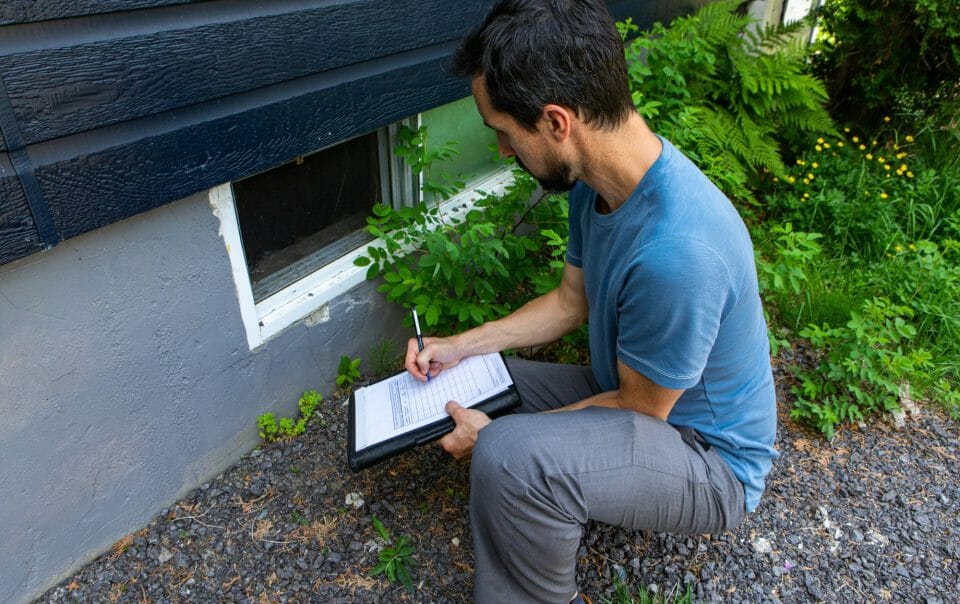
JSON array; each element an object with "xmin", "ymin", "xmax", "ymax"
[{"xmin": 515, "ymin": 154, "xmax": 576, "ymax": 193}]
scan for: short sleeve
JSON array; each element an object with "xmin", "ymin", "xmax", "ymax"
[{"xmin": 616, "ymin": 237, "xmax": 733, "ymax": 389}]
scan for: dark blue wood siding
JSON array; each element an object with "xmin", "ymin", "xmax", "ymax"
[
  {"xmin": 0, "ymin": 152, "xmax": 44, "ymax": 260},
  {"xmin": 0, "ymin": 0, "xmax": 706, "ymax": 267},
  {"xmin": 0, "ymin": 1, "xmax": 197, "ymax": 25}
]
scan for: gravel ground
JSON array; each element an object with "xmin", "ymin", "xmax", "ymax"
[{"xmin": 39, "ymin": 350, "xmax": 960, "ymax": 603}]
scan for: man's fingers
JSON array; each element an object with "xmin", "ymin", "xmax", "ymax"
[{"xmin": 404, "ymin": 338, "xmax": 425, "ymax": 377}]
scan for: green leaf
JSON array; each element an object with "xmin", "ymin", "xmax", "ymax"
[
  {"xmin": 397, "ymin": 562, "xmax": 414, "ymax": 592},
  {"xmin": 372, "ymin": 517, "xmax": 390, "ymax": 542}
]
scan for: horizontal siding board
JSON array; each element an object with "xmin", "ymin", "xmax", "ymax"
[
  {"xmin": 1, "ymin": 0, "xmax": 493, "ymax": 145},
  {"xmin": 36, "ymin": 56, "xmax": 468, "ymax": 241},
  {"xmin": 0, "ymin": 153, "xmax": 43, "ymax": 263},
  {"xmin": 608, "ymin": 0, "xmax": 709, "ymax": 23},
  {"xmin": 0, "ymin": 1, "xmax": 196, "ymax": 25}
]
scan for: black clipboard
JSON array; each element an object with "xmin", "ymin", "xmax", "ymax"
[{"xmin": 347, "ymin": 353, "xmax": 521, "ymax": 472}]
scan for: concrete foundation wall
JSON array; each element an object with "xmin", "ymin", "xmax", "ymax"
[{"xmin": 0, "ymin": 191, "xmax": 406, "ymax": 603}]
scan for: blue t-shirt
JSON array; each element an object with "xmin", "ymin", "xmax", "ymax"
[{"xmin": 566, "ymin": 136, "xmax": 778, "ymax": 512}]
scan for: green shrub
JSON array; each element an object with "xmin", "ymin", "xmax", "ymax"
[
  {"xmin": 355, "ymin": 126, "xmax": 567, "ymax": 335},
  {"xmin": 791, "ymin": 298, "xmax": 933, "ymax": 439},
  {"xmin": 755, "ymin": 222, "xmax": 823, "ymax": 296}
]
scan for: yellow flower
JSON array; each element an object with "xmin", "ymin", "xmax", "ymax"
[
  {"xmin": 895, "ymin": 244, "xmax": 903, "ymax": 252},
  {"xmin": 884, "ymin": 116, "xmax": 891, "ymax": 122},
  {"xmin": 907, "ymin": 171, "xmax": 914, "ymax": 178},
  {"xmin": 896, "ymin": 152, "xmax": 906, "ymax": 159},
  {"xmin": 900, "ymin": 164, "xmax": 907, "ymax": 171},
  {"xmin": 844, "ymin": 127, "xmax": 851, "ymax": 133},
  {"xmin": 806, "ymin": 173, "xmax": 814, "ymax": 180},
  {"xmin": 815, "ymin": 145, "xmax": 823, "ymax": 152},
  {"xmin": 802, "ymin": 178, "xmax": 810, "ymax": 185},
  {"xmin": 773, "ymin": 177, "xmax": 779, "ymax": 182},
  {"xmin": 905, "ymin": 135, "xmax": 914, "ymax": 142},
  {"xmin": 852, "ymin": 136, "xmax": 860, "ymax": 143},
  {"xmin": 788, "ymin": 176, "xmax": 796, "ymax": 183},
  {"xmin": 880, "ymin": 192, "xmax": 889, "ymax": 199},
  {"xmin": 803, "ymin": 192, "xmax": 810, "ymax": 199},
  {"xmin": 884, "ymin": 164, "xmax": 891, "ymax": 171},
  {"xmin": 878, "ymin": 156, "xmax": 885, "ymax": 162},
  {"xmin": 812, "ymin": 162, "xmax": 819, "ymax": 168},
  {"xmin": 817, "ymin": 137, "xmax": 825, "ymax": 144},
  {"xmin": 837, "ymin": 141, "xmax": 845, "ymax": 147},
  {"xmin": 872, "ymin": 140, "xmax": 878, "ymax": 146},
  {"xmin": 859, "ymin": 144, "xmax": 867, "ymax": 151},
  {"xmin": 909, "ymin": 243, "xmax": 916, "ymax": 251},
  {"xmin": 796, "ymin": 158, "xmax": 805, "ymax": 165},
  {"xmin": 866, "ymin": 153, "xmax": 873, "ymax": 160},
  {"xmin": 823, "ymin": 142, "xmax": 831, "ymax": 149}
]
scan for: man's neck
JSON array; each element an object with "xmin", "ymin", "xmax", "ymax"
[{"xmin": 576, "ymin": 113, "xmax": 662, "ymax": 214}]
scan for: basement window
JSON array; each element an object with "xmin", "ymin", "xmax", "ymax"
[
  {"xmin": 233, "ymin": 125, "xmax": 415, "ymax": 303},
  {"xmin": 211, "ymin": 97, "xmax": 508, "ymax": 349}
]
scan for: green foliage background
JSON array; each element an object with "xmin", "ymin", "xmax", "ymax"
[{"xmin": 813, "ymin": 0, "xmax": 960, "ymax": 140}]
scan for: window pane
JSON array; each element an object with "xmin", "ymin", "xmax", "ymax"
[
  {"xmin": 232, "ymin": 131, "xmax": 380, "ymax": 302},
  {"xmin": 420, "ymin": 96, "xmax": 498, "ymax": 190}
]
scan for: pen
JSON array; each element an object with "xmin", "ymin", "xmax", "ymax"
[{"xmin": 411, "ymin": 308, "xmax": 430, "ymax": 381}]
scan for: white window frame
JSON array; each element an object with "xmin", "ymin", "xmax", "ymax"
[{"xmin": 210, "ymin": 137, "xmax": 515, "ymax": 350}]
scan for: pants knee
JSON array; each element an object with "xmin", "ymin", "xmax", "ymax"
[{"xmin": 470, "ymin": 416, "xmax": 537, "ymax": 505}]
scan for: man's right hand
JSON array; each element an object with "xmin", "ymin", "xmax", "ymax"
[{"xmin": 404, "ymin": 336, "xmax": 463, "ymax": 382}]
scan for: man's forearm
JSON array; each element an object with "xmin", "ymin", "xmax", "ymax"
[{"xmin": 554, "ymin": 390, "xmax": 672, "ymax": 421}]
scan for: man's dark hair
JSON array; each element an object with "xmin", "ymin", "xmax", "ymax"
[{"xmin": 453, "ymin": 0, "xmax": 634, "ymax": 132}]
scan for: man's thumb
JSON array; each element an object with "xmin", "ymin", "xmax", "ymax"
[{"xmin": 445, "ymin": 401, "xmax": 464, "ymax": 420}]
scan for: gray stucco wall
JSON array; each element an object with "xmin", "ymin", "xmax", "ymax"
[{"xmin": 0, "ymin": 191, "xmax": 406, "ymax": 603}]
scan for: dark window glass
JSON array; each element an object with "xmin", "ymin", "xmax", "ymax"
[{"xmin": 232, "ymin": 132, "xmax": 380, "ymax": 302}]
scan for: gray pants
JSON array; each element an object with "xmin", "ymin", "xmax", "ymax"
[{"xmin": 471, "ymin": 359, "xmax": 746, "ymax": 603}]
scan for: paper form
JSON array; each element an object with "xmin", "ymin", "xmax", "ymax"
[{"xmin": 353, "ymin": 352, "xmax": 513, "ymax": 450}]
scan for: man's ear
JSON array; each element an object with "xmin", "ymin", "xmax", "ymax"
[{"xmin": 541, "ymin": 104, "xmax": 573, "ymax": 142}]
